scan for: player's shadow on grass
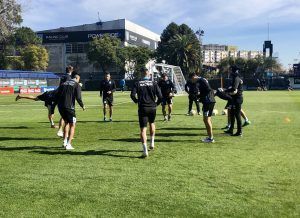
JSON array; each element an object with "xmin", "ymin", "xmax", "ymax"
[
  {"xmin": 0, "ymin": 126, "xmax": 30, "ymax": 129},
  {"xmin": 0, "ymin": 146, "xmax": 61, "ymax": 151},
  {"xmin": 76, "ymin": 120, "xmax": 137, "ymax": 123},
  {"xmin": 31, "ymin": 149, "xmax": 141, "ymax": 159},
  {"xmin": 155, "ymin": 132, "xmax": 199, "ymax": 137},
  {"xmin": 100, "ymin": 138, "xmax": 198, "ymax": 143},
  {"xmin": 157, "ymin": 127, "xmax": 207, "ymax": 131},
  {"xmin": 0, "ymin": 137, "xmax": 57, "ymax": 141}
]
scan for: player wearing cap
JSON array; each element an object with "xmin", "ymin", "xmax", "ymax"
[
  {"xmin": 224, "ymin": 65, "xmax": 244, "ymax": 136},
  {"xmin": 130, "ymin": 67, "xmax": 162, "ymax": 158}
]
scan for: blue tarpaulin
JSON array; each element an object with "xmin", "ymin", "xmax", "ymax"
[{"xmin": 0, "ymin": 70, "xmax": 62, "ymax": 79}]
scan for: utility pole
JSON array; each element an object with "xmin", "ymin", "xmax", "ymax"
[{"xmin": 195, "ymin": 28, "xmax": 204, "ymax": 73}]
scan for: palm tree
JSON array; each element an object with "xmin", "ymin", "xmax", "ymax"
[{"xmin": 168, "ymin": 34, "xmax": 201, "ymax": 76}]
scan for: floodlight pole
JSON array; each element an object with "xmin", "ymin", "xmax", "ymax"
[{"xmin": 195, "ymin": 28, "xmax": 204, "ymax": 73}]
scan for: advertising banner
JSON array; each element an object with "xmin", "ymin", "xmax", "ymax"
[
  {"xmin": 19, "ymin": 88, "xmax": 42, "ymax": 94},
  {"xmin": 0, "ymin": 87, "xmax": 14, "ymax": 95},
  {"xmin": 41, "ymin": 86, "xmax": 58, "ymax": 92}
]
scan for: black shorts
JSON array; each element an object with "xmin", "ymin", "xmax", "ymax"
[
  {"xmin": 37, "ymin": 92, "xmax": 48, "ymax": 102},
  {"xmin": 46, "ymin": 103, "xmax": 56, "ymax": 115},
  {"xmin": 103, "ymin": 96, "xmax": 113, "ymax": 106},
  {"xmin": 162, "ymin": 97, "xmax": 173, "ymax": 105},
  {"xmin": 202, "ymin": 103, "xmax": 215, "ymax": 117},
  {"xmin": 58, "ymin": 108, "xmax": 76, "ymax": 124},
  {"xmin": 138, "ymin": 107, "xmax": 156, "ymax": 128}
]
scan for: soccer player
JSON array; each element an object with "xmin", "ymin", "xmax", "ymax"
[
  {"xmin": 100, "ymin": 72, "xmax": 116, "ymax": 122},
  {"xmin": 55, "ymin": 72, "xmax": 85, "ymax": 150},
  {"xmin": 15, "ymin": 90, "xmax": 58, "ymax": 128},
  {"xmin": 190, "ymin": 73, "xmax": 216, "ymax": 143},
  {"xmin": 130, "ymin": 67, "xmax": 162, "ymax": 158},
  {"xmin": 224, "ymin": 65, "xmax": 244, "ymax": 136},
  {"xmin": 158, "ymin": 73, "xmax": 177, "ymax": 121},
  {"xmin": 215, "ymin": 89, "xmax": 251, "ymax": 129},
  {"xmin": 185, "ymin": 78, "xmax": 201, "ymax": 115},
  {"xmin": 57, "ymin": 65, "xmax": 74, "ymax": 137}
]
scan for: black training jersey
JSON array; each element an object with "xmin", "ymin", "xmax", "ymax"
[
  {"xmin": 59, "ymin": 74, "xmax": 72, "ymax": 86},
  {"xmin": 100, "ymin": 80, "xmax": 116, "ymax": 97},
  {"xmin": 56, "ymin": 79, "xmax": 84, "ymax": 110},
  {"xmin": 197, "ymin": 77, "xmax": 216, "ymax": 103},
  {"xmin": 158, "ymin": 79, "xmax": 176, "ymax": 97},
  {"xmin": 185, "ymin": 80, "xmax": 199, "ymax": 95},
  {"xmin": 130, "ymin": 79, "xmax": 163, "ymax": 108},
  {"xmin": 231, "ymin": 76, "xmax": 243, "ymax": 97}
]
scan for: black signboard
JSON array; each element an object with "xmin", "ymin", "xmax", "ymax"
[
  {"xmin": 37, "ymin": 29, "xmax": 125, "ymax": 43},
  {"xmin": 125, "ymin": 30, "xmax": 157, "ymax": 49}
]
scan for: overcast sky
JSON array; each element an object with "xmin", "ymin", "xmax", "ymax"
[{"xmin": 19, "ymin": 0, "xmax": 300, "ymax": 68}]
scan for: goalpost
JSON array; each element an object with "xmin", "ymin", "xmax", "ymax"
[{"xmin": 149, "ymin": 63, "xmax": 186, "ymax": 93}]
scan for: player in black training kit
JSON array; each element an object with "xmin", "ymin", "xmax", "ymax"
[
  {"xmin": 15, "ymin": 90, "xmax": 58, "ymax": 128},
  {"xmin": 56, "ymin": 72, "xmax": 85, "ymax": 150},
  {"xmin": 100, "ymin": 72, "xmax": 116, "ymax": 122},
  {"xmin": 185, "ymin": 79, "xmax": 201, "ymax": 115},
  {"xmin": 158, "ymin": 73, "xmax": 177, "ymax": 121},
  {"xmin": 56, "ymin": 65, "xmax": 74, "ymax": 137},
  {"xmin": 191, "ymin": 73, "xmax": 216, "ymax": 143},
  {"xmin": 224, "ymin": 65, "xmax": 244, "ymax": 136},
  {"xmin": 130, "ymin": 67, "xmax": 162, "ymax": 158}
]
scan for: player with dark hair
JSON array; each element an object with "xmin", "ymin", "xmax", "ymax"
[
  {"xmin": 60, "ymin": 65, "xmax": 73, "ymax": 85},
  {"xmin": 158, "ymin": 73, "xmax": 177, "ymax": 121},
  {"xmin": 190, "ymin": 73, "xmax": 216, "ymax": 143},
  {"xmin": 130, "ymin": 67, "xmax": 162, "ymax": 158},
  {"xmin": 215, "ymin": 89, "xmax": 251, "ymax": 130},
  {"xmin": 185, "ymin": 76, "xmax": 201, "ymax": 115},
  {"xmin": 100, "ymin": 72, "xmax": 116, "ymax": 122},
  {"xmin": 224, "ymin": 65, "xmax": 244, "ymax": 136},
  {"xmin": 15, "ymin": 90, "xmax": 58, "ymax": 128},
  {"xmin": 55, "ymin": 72, "xmax": 85, "ymax": 150}
]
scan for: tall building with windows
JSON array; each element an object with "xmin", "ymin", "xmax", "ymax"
[
  {"xmin": 37, "ymin": 19, "xmax": 160, "ymax": 82},
  {"xmin": 202, "ymin": 44, "xmax": 262, "ymax": 66}
]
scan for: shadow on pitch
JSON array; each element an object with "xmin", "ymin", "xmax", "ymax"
[
  {"xmin": 0, "ymin": 126, "xmax": 30, "ymax": 129},
  {"xmin": 157, "ymin": 127, "xmax": 207, "ymax": 131},
  {"xmin": 155, "ymin": 132, "xmax": 199, "ymax": 137},
  {"xmin": 0, "ymin": 137, "xmax": 57, "ymax": 141},
  {"xmin": 76, "ymin": 120, "xmax": 137, "ymax": 123},
  {"xmin": 0, "ymin": 146, "xmax": 60, "ymax": 151},
  {"xmin": 31, "ymin": 149, "xmax": 142, "ymax": 159},
  {"xmin": 99, "ymin": 138, "xmax": 198, "ymax": 143}
]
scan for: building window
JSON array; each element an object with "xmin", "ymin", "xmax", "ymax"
[{"xmin": 65, "ymin": 43, "xmax": 87, "ymax": 54}]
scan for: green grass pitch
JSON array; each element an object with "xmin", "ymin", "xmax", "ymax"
[{"xmin": 0, "ymin": 91, "xmax": 299, "ymax": 217}]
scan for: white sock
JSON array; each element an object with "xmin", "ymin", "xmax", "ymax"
[
  {"xmin": 63, "ymin": 138, "xmax": 68, "ymax": 146},
  {"xmin": 150, "ymin": 136, "xmax": 155, "ymax": 147},
  {"xmin": 50, "ymin": 120, "xmax": 55, "ymax": 126},
  {"xmin": 142, "ymin": 144, "xmax": 148, "ymax": 153},
  {"xmin": 245, "ymin": 118, "xmax": 249, "ymax": 122}
]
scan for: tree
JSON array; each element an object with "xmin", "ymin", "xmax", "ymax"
[
  {"xmin": 156, "ymin": 22, "xmax": 201, "ymax": 77},
  {"xmin": 116, "ymin": 46, "xmax": 153, "ymax": 79},
  {"xmin": 21, "ymin": 45, "xmax": 49, "ymax": 71},
  {"xmin": 13, "ymin": 26, "xmax": 42, "ymax": 47},
  {"xmin": 87, "ymin": 34, "xmax": 120, "ymax": 72},
  {"xmin": 0, "ymin": 0, "xmax": 22, "ymax": 43}
]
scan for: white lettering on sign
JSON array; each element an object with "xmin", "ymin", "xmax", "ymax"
[
  {"xmin": 129, "ymin": 35, "xmax": 137, "ymax": 41},
  {"xmin": 87, "ymin": 32, "xmax": 120, "ymax": 39},
  {"xmin": 142, "ymin": 39, "xmax": 150, "ymax": 46}
]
